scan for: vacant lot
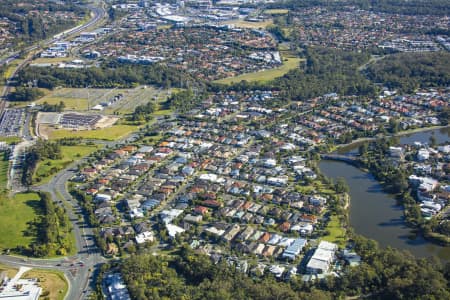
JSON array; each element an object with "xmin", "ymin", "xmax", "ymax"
[
  {"xmin": 214, "ymin": 56, "xmax": 303, "ymax": 84},
  {"xmin": 48, "ymin": 124, "xmax": 138, "ymax": 140},
  {"xmin": 104, "ymin": 86, "xmax": 166, "ymax": 115},
  {"xmin": 35, "ymin": 86, "xmax": 167, "ymax": 114},
  {"xmin": 37, "ymin": 96, "xmax": 89, "ymax": 111},
  {"xmin": 34, "ymin": 145, "xmax": 101, "ymax": 184},
  {"xmin": 0, "ymin": 192, "xmax": 40, "ymax": 251}
]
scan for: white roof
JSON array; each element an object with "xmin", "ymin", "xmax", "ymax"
[
  {"xmin": 306, "ymin": 258, "xmax": 330, "ymax": 272},
  {"xmin": 318, "ymin": 240, "xmax": 338, "ymax": 251},
  {"xmin": 166, "ymin": 224, "xmax": 185, "ymax": 238},
  {"xmin": 135, "ymin": 231, "xmax": 154, "ymax": 244}
]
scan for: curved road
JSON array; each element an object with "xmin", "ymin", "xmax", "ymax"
[
  {"xmin": 0, "ymin": 2, "xmax": 107, "ymax": 299},
  {"xmin": 0, "ymin": 1, "xmax": 107, "ymax": 114},
  {"xmin": 1, "ymin": 165, "xmax": 106, "ymax": 299}
]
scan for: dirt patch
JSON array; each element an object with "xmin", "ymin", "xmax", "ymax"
[{"xmin": 95, "ymin": 115, "xmax": 119, "ymax": 128}]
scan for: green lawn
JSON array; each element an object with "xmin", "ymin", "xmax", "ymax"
[
  {"xmin": 264, "ymin": 9, "xmax": 289, "ymax": 15},
  {"xmin": 322, "ymin": 215, "xmax": 347, "ymax": 247},
  {"xmin": 36, "ymin": 97, "xmax": 89, "ymax": 111},
  {"xmin": 49, "ymin": 124, "xmax": 138, "ymax": 141},
  {"xmin": 0, "ymin": 136, "xmax": 22, "ymax": 144},
  {"xmin": 214, "ymin": 56, "xmax": 303, "ymax": 84},
  {"xmin": 3, "ymin": 59, "xmax": 23, "ymax": 79},
  {"xmin": 24, "ymin": 269, "xmax": 68, "ymax": 300},
  {"xmin": 34, "ymin": 145, "xmax": 101, "ymax": 184},
  {"xmin": 0, "ymin": 156, "xmax": 8, "ymax": 190},
  {"xmin": 0, "ymin": 192, "xmax": 41, "ymax": 250}
]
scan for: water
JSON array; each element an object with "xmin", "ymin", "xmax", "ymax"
[
  {"xmin": 398, "ymin": 127, "xmax": 450, "ymax": 145},
  {"xmin": 337, "ymin": 127, "xmax": 450, "ymax": 155},
  {"xmin": 319, "ymin": 127, "xmax": 450, "ymax": 261}
]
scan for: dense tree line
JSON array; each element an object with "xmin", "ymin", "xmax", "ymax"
[
  {"xmin": 358, "ymin": 137, "xmax": 409, "ymax": 195},
  {"xmin": 8, "ymin": 87, "xmax": 44, "ymax": 101},
  {"xmin": 211, "ymin": 47, "xmax": 376, "ymax": 100},
  {"xmin": 119, "ymin": 236, "xmax": 449, "ymax": 300},
  {"xmin": 167, "ymin": 89, "xmax": 208, "ymax": 113},
  {"xmin": 40, "ymin": 101, "xmax": 65, "ymax": 112},
  {"xmin": 129, "ymin": 102, "xmax": 156, "ymax": 122},
  {"xmin": 366, "ymin": 52, "xmax": 450, "ymax": 93},
  {"xmin": 20, "ymin": 192, "xmax": 72, "ymax": 257},
  {"xmin": 22, "ymin": 139, "xmax": 62, "ymax": 186},
  {"xmin": 273, "ymin": 47, "xmax": 376, "ymax": 100},
  {"xmin": 16, "ymin": 61, "xmax": 199, "ymax": 90},
  {"xmin": 268, "ymin": 0, "xmax": 450, "ymax": 15}
]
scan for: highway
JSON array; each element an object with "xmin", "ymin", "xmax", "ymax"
[
  {"xmin": 0, "ymin": 1, "xmax": 106, "ymax": 115},
  {"xmin": 0, "ymin": 2, "xmax": 107, "ymax": 299},
  {"xmin": 0, "ymin": 3, "xmax": 106, "ymax": 67}
]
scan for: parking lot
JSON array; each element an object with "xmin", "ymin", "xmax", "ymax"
[{"xmin": 0, "ymin": 108, "xmax": 25, "ymax": 137}]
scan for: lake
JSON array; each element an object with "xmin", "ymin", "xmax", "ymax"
[{"xmin": 319, "ymin": 127, "xmax": 450, "ymax": 260}]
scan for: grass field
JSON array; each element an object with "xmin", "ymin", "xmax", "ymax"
[
  {"xmin": 24, "ymin": 269, "xmax": 68, "ymax": 300},
  {"xmin": 322, "ymin": 215, "xmax": 347, "ymax": 247},
  {"xmin": 0, "ymin": 193, "xmax": 41, "ymax": 251},
  {"xmin": 264, "ymin": 9, "xmax": 289, "ymax": 15},
  {"xmin": 48, "ymin": 124, "xmax": 138, "ymax": 140},
  {"xmin": 0, "ymin": 264, "xmax": 68, "ymax": 300},
  {"xmin": 214, "ymin": 56, "xmax": 303, "ymax": 84},
  {"xmin": 32, "ymin": 57, "xmax": 73, "ymax": 64},
  {"xmin": 0, "ymin": 136, "xmax": 22, "ymax": 144},
  {"xmin": 223, "ymin": 19, "xmax": 273, "ymax": 29},
  {"xmin": 3, "ymin": 59, "xmax": 23, "ymax": 79},
  {"xmin": 0, "ymin": 263, "xmax": 17, "ymax": 278},
  {"xmin": 37, "ymin": 97, "xmax": 89, "ymax": 111},
  {"xmin": 0, "ymin": 156, "xmax": 8, "ymax": 191},
  {"xmin": 34, "ymin": 145, "xmax": 101, "ymax": 184}
]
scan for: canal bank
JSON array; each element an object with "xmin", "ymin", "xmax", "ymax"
[{"xmin": 319, "ymin": 127, "xmax": 450, "ymax": 261}]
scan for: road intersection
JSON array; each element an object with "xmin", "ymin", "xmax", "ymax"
[{"xmin": 0, "ymin": 2, "xmax": 107, "ymax": 299}]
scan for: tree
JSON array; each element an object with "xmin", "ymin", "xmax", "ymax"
[
  {"xmin": 388, "ymin": 118, "xmax": 399, "ymax": 134},
  {"xmin": 335, "ymin": 177, "xmax": 350, "ymax": 194}
]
